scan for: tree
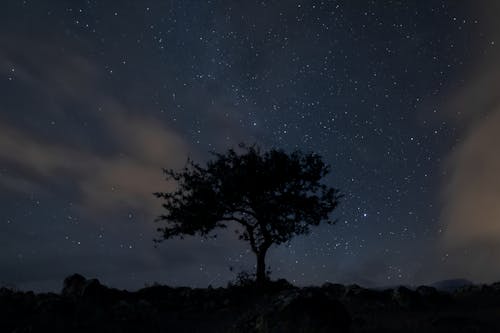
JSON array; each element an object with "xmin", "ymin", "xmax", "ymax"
[{"xmin": 154, "ymin": 144, "xmax": 342, "ymax": 286}]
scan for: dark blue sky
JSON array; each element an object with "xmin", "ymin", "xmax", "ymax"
[{"xmin": 1, "ymin": 1, "xmax": 499, "ymax": 291}]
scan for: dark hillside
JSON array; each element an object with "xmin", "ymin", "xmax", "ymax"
[{"xmin": 2, "ymin": 274, "xmax": 500, "ymax": 332}]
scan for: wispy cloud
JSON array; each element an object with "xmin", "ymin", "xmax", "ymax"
[
  {"xmin": 0, "ymin": 36, "xmax": 190, "ymax": 219},
  {"xmin": 438, "ymin": 2, "xmax": 500, "ymax": 282}
]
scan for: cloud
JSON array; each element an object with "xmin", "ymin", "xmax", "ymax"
[
  {"xmin": 0, "ymin": 36, "xmax": 190, "ymax": 220},
  {"xmin": 0, "ymin": 32, "xmax": 209, "ymax": 289},
  {"xmin": 0, "ymin": 107, "xmax": 189, "ymax": 219},
  {"xmin": 438, "ymin": 3, "xmax": 500, "ymax": 282}
]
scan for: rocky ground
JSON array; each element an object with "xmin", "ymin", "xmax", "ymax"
[{"xmin": 1, "ymin": 274, "xmax": 500, "ymax": 332}]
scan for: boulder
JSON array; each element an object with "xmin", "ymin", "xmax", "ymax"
[
  {"xmin": 61, "ymin": 274, "xmax": 117, "ymax": 303},
  {"xmin": 321, "ymin": 283, "xmax": 346, "ymax": 299},
  {"xmin": 81, "ymin": 278, "xmax": 108, "ymax": 300},
  {"xmin": 416, "ymin": 285, "xmax": 452, "ymax": 306},
  {"xmin": 344, "ymin": 284, "xmax": 390, "ymax": 305},
  {"xmin": 61, "ymin": 273, "xmax": 87, "ymax": 297},
  {"xmin": 264, "ymin": 279, "xmax": 295, "ymax": 294},
  {"xmin": 392, "ymin": 286, "xmax": 421, "ymax": 309},
  {"xmin": 344, "ymin": 284, "xmax": 363, "ymax": 298},
  {"xmin": 490, "ymin": 281, "xmax": 500, "ymax": 292},
  {"xmin": 416, "ymin": 285, "xmax": 438, "ymax": 297}
]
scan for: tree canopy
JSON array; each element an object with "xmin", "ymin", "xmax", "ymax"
[{"xmin": 154, "ymin": 144, "xmax": 342, "ymax": 285}]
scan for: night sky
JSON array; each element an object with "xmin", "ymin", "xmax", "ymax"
[{"xmin": 2, "ymin": 1, "xmax": 500, "ymax": 291}]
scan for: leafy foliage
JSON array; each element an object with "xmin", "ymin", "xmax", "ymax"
[{"xmin": 154, "ymin": 144, "xmax": 342, "ymax": 283}]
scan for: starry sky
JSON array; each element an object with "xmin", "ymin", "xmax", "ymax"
[{"xmin": 2, "ymin": 1, "xmax": 500, "ymax": 291}]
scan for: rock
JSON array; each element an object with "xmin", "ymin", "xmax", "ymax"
[
  {"xmin": 416, "ymin": 285, "xmax": 452, "ymax": 306},
  {"xmin": 62, "ymin": 273, "xmax": 87, "ymax": 297},
  {"xmin": 0, "ymin": 287, "xmax": 13, "ymax": 298},
  {"xmin": 416, "ymin": 285, "xmax": 438, "ymax": 297},
  {"xmin": 454, "ymin": 284, "xmax": 481, "ymax": 295},
  {"xmin": 480, "ymin": 284, "xmax": 494, "ymax": 293},
  {"xmin": 392, "ymin": 286, "xmax": 421, "ymax": 309},
  {"xmin": 137, "ymin": 285, "xmax": 173, "ymax": 303},
  {"xmin": 265, "ymin": 279, "xmax": 295, "ymax": 293},
  {"xmin": 490, "ymin": 281, "xmax": 500, "ymax": 292},
  {"xmin": 321, "ymin": 283, "xmax": 346, "ymax": 299},
  {"xmin": 112, "ymin": 300, "xmax": 135, "ymax": 321},
  {"xmin": 344, "ymin": 284, "xmax": 363, "ymax": 297},
  {"xmin": 61, "ymin": 274, "xmax": 116, "ymax": 304},
  {"xmin": 234, "ymin": 289, "xmax": 351, "ymax": 333},
  {"xmin": 344, "ymin": 284, "xmax": 389, "ymax": 304},
  {"xmin": 80, "ymin": 278, "xmax": 108, "ymax": 300}
]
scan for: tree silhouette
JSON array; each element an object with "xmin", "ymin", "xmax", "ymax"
[{"xmin": 154, "ymin": 144, "xmax": 342, "ymax": 286}]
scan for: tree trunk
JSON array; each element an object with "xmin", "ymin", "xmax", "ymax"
[{"xmin": 256, "ymin": 250, "xmax": 267, "ymax": 286}]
